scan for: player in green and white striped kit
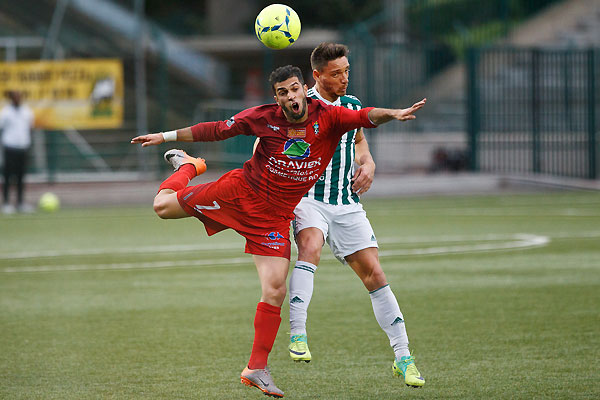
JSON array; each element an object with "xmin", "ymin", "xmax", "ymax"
[{"xmin": 288, "ymin": 43, "xmax": 425, "ymax": 388}]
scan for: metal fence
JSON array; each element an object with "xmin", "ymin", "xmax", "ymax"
[
  {"xmin": 467, "ymin": 47, "xmax": 598, "ymax": 179},
  {"xmin": 347, "ymin": 0, "xmax": 562, "ymax": 108},
  {"xmin": 3, "ymin": 0, "xmax": 596, "ymax": 181}
]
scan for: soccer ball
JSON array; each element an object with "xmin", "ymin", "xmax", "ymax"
[
  {"xmin": 255, "ymin": 4, "xmax": 301, "ymax": 50},
  {"xmin": 38, "ymin": 192, "xmax": 60, "ymax": 213}
]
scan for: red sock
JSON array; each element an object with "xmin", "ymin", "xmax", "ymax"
[
  {"xmin": 247, "ymin": 302, "xmax": 282, "ymax": 370},
  {"xmin": 158, "ymin": 164, "xmax": 197, "ymax": 193}
]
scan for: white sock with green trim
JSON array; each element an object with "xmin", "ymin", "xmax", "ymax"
[
  {"xmin": 289, "ymin": 261, "xmax": 317, "ymax": 336},
  {"xmin": 369, "ymin": 284, "xmax": 410, "ymax": 360}
]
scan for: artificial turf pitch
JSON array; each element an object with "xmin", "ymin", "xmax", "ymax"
[{"xmin": 1, "ymin": 192, "xmax": 599, "ymax": 399}]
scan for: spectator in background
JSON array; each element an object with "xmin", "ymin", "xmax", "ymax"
[
  {"xmin": 429, "ymin": 147, "xmax": 469, "ymax": 173},
  {"xmin": 1, "ymin": 90, "xmax": 34, "ymax": 214}
]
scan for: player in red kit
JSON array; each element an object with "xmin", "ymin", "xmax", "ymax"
[{"xmin": 131, "ymin": 65, "xmax": 425, "ymax": 397}]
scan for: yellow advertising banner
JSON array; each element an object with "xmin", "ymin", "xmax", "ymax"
[{"xmin": 0, "ymin": 59, "xmax": 123, "ymax": 130}]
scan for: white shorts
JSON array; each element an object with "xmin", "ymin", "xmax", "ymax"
[{"xmin": 293, "ymin": 197, "xmax": 378, "ymax": 263}]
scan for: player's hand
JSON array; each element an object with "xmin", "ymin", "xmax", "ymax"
[
  {"xmin": 394, "ymin": 98, "xmax": 427, "ymax": 121},
  {"xmin": 130, "ymin": 133, "xmax": 164, "ymax": 147},
  {"xmin": 352, "ymin": 161, "xmax": 375, "ymax": 195}
]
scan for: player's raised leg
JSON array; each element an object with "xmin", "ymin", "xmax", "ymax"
[
  {"xmin": 345, "ymin": 248, "xmax": 425, "ymax": 388},
  {"xmin": 153, "ymin": 149, "xmax": 206, "ymax": 219},
  {"xmin": 241, "ymin": 255, "xmax": 288, "ymax": 398}
]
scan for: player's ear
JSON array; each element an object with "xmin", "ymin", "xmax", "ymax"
[
  {"xmin": 312, "ymin": 69, "xmax": 319, "ymax": 81},
  {"xmin": 303, "ymin": 84, "xmax": 308, "ymax": 95}
]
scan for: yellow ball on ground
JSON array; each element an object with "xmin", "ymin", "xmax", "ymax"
[{"xmin": 38, "ymin": 192, "xmax": 60, "ymax": 213}]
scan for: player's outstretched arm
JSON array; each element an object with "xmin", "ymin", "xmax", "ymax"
[
  {"xmin": 131, "ymin": 127, "xmax": 194, "ymax": 147},
  {"xmin": 368, "ymin": 98, "xmax": 427, "ymax": 126}
]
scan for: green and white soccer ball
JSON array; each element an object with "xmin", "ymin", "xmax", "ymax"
[
  {"xmin": 255, "ymin": 4, "xmax": 301, "ymax": 50},
  {"xmin": 38, "ymin": 192, "xmax": 60, "ymax": 213}
]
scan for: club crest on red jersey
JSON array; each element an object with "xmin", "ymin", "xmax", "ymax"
[
  {"xmin": 287, "ymin": 127, "xmax": 306, "ymax": 138},
  {"xmin": 313, "ymin": 121, "xmax": 319, "ymax": 136}
]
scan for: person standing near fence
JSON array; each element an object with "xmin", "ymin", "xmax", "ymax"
[
  {"xmin": 286, "ymin": 42, "xmax": 425, "ymax": 388},
  {"xmin": 1, "ymin": 90, "xmax": 34, "ymax": 214}
]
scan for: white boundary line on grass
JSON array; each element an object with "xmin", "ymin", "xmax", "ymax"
[
  {"xmin": 1, "ymin": 233, "xmax": 552, "ymax": 273},
  {"xmin": 378, "ymin": 234, "xmax": 550, "ymax": 257},
  {"xmin": 2, "ymin": 257, "xmax": 252, "ymax": 273},
  {"xmin": 0, "ymin": 242, "xmax": 243, "ymax": 260},
  {"xmin": 0, "ymin": 232, "xmax": 542, "ymax": 260},
  {"xmin": 369, "ymin": 208, "xmax": 600, "ymax": 217}
]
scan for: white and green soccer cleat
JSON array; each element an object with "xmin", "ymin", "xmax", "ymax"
[
  {"xmin": 288, "ymin": 333, "xmax": 311, "ymax": 363},
  {"xmin": 392, "ymin": 355, "xmax": 425, "ymax": 388}
]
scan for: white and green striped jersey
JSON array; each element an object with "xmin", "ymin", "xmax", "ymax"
[{"xmin": 306, "ymin": 86, "xmax": 362, "ymax": 205}]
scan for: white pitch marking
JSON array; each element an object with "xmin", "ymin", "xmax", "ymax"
[
  {"xmin": 1, "ymin": 234, "xmax": 551, "ymax": 273},
  {"xmin": 0, "ymin": 242, "xmax": 243, "ymax": 260},
  {"xmin": 369, "ymin": 208, "xmax": 600, "ymax": 217},
  {"xmin": 0, "ymin": 232, "xmax": 563, "ymax": 261},
  {"xmin": 376, "ymin": 234, "xmax": 549, "ymax": 257},
  {"xmin": 378, "ymin": 233, "xmax": 538, "ymax": 244},
  {"xmin": 1, "ymin": 257, "xmax": 252, "ymax": 273}
]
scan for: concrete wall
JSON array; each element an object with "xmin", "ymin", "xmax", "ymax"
[{"xmin": 371, "ymin": 131, "xmax": 467, "ymax": 173}]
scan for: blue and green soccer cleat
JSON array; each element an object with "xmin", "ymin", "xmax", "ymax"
[
  {"xmin": 392, "ymin": 355, "xmax": 425, "ymax": 388},
  {"xmin": 288, "ymin": 333, "xmax": 311, "ymax": 363}
]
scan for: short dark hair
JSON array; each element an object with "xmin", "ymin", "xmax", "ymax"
[
  {"xmin": 269, "ymin": 65, "xmax": 304, "ymax": 94},
  {"xmin": 310, "ymin": 42, "xmax": 349, "ymax": 71}
]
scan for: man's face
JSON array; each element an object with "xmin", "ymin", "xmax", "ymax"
[
  {"xmin": 313, "ymin": 56, "xmax": 350, "ymax": 101},
  {"xmin": 8, "ymin": 91, "xmax": 21, "ymax": 106},
  {"xmin": 273, "ymin": 76, "xmax": 308, "ymax": 123}
]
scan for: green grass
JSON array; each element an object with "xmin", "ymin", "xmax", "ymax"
[{"xmin": 1, "ymin": 192, "xmax": 599, "ymax": 399}]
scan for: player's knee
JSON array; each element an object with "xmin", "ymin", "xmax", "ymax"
[
  {"xmin": 298, "ymin": 250, "xmax": 321, "ymax": 265},
  {"xmin": 369, "ymin": 267, "xmax": 387, "ymax": 287},
  {"xmin": 297, "ymin": 240, "xmax": 322, "ymax": 264},
  {"xmin": 360, "ymin": 264, "xmax": 387, "ymax": 290},
  {"xmin": 153, "ymin": 197, "xmax": 170, "ymax": 219},
  {"xmin": 263, "ymin": 284, "xmax": 287, "ymax": 305},
  {"xmin": 273, "ymin": 284, "xmax": 287, "ymax": 302},
  {"xmin": 296, "ymin": 228, "xmax": 324, "ymax": 264}
]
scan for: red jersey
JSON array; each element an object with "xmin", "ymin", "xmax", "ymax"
[{"xmin": 191, "ymin": 98, "xmax": 375, "ymax": 214}]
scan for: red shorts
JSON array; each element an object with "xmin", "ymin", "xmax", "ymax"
[{"xmin": 177, "ymin": 169, "xmax": 293, "ymax": 259}]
